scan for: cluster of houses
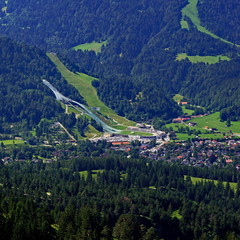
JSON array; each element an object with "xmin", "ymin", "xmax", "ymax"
[
  {"xmin": 106, "ymin": 137, "xmax": 240, "ymax": 170},
  {"xmin": 158, "ymin": 139, "xmax": 240, "ymax": 169},
  {"xmin": 172, "ymin": 114, "xmax": 207, "ymax": 124}
]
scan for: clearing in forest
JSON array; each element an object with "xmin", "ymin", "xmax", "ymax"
[
  {"xmin": 176, "ymin": 53, "xmax": 231, "ymax": 64},
  {"xmin": 184, "ymin": 176, "xmax": 238, "ymax": 191},
  {"xmin": 166, "ymin": 112, "xmax": 240, "ymax": 140},
  {"xmin": 72, "ymin": 41, "xmax": 107, "ymax": 54},
  {"xmin": 0, "ymin": 139, "xmax": 25, "ymax": 146},
  {"xmin": 181, "ymin": 0, "xmax": 240, "ymax": 47},
  {"xmin": 47, "ymin": 53, "xmax": 134, "ymax": 128}
]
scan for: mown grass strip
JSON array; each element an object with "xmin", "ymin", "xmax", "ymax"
[
  {"xmin": 0, "ymin": 139, "xmax": 25, "ymax": 146},
  {"xmin": 181, "ymin": 0, "xmax": 240, "ymax": 47}
]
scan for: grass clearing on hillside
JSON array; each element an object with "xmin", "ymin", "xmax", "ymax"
[
  {"xmin": 174, "ymin": 132, "xmax": 223, "ymax": 141},
  {"xmin": 72, "ymin": 41, "xmax": 107, "ymax": 53},
  {"xmin": 188, "ymin": 112, "xmax": 240, "ymax": 134},
  {"xmin": 47, "ymin": 53, "xmax": 134, "ymax": 127},
  {"xmin": 0, "ymin": 139, "xmax": 25, "ymax": 146},
  {"xmin": 184, "ymin": 175, "xmax": 238, "ymax": 191},
  {"xmin": 180, "ymin": 20, "xmax": 189, "ymax": 30},
  {"xmin": 182, "ymin": 106, "xmax": 194, "ymax": 115},
  {"xmin": 79, "ymin": 170, "xmax": 104, "ymax": 180},
  {"xmin": 176, "ymin": 53, "xmax": 231, "ymax": 64},
  {"xmin": 171, "ymin": 210, "xmax": 183, "ymax": 220},
  {"xmin": 181, "ymin": 0, "xmax": 240, "ymax": 47},
  {"xmin": 166, "ymin": 112, "xmax": 240, "ymax": 139},
  {"xmin": 173, "ymin": 94, "xmax": 184, "ymax": 103},
  {"xmin": 181, "ymin": 0, "xmax": 200, "ymax": 28}
]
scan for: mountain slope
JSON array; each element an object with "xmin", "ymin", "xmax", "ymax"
[
  {"xmin": 0, "ymin": 36, "xmax": 84, "ymax": 128},
  {"xmin": 0, "ymin": 0, "xmax": 240, "ymax": 121}
]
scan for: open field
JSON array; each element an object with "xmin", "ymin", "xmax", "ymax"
[
  {"xmin": 51, "ymin": 224, "xmax": 59, "ymax": 231},
  {"xmin": 171, "ymin": 210, "xmax": 183, "ymax": 220},
  {"xmin": 184, "ymin": 175, "xmax": 238, "ymax": 191},
  {"xmin": 72, "ymin": 41, "xmax": 107, "ymax": 53},
  {"xmin": 173, "ymin": 94, "xmax": 184, "ymax": 103},
  {"xmin": 174, "ymin": 132, "xmax": 223, "ymax": 141},
  {"xmin": 79, "ymin": 170, "xmax": 104, "ymax": 180},
  {"xmin": 181, "ymin": 0, "xmax": 240, "ymax": 47},
  {"xmin": 166, "ymin": 112, "xmax": 240, "ymax": 140},
  {"xmin": 182, "ymin": 106, "xmax": 194, "ymax": 115},
  {"xmin": 47, "ymin": 53, "xmax": 135, "ymax": 128},
  {"xmin": 0, "ymin": 139, "xmax": 25, "ymax": 146},
  {"xmin": 189, "ymin": 112, "xmax": 240, "ymax": 134},
  {"xmin": 176, "ymin": 53, "xmax": 231, "ymax": 64}
]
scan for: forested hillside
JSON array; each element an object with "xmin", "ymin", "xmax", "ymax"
[
  {"xmin": 198, "ymin": 0, "xmax": 240, "ymax": 44},
  {"xmin": 1, "ymin": 0, "xmax": 240, "ymax": 120},
  {"xmin": 1, "ymin": 142, "xmax": 240, "ymax": 239},
  {"xmin": 0, "ymin": 37, "xmax": 84, "ymax": 129}
]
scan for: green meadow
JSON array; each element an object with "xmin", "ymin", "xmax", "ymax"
[
  {"xmin": 47, "ymin": 53, "xmax": 134, "ymax": 128},
  {"xmin": 181, "ymin": 0, "xmax": 200, "ymax": 30},
  {"xmin": 174, "ymin": 132, "xmax": 223, "ymax": 141},
  {"xmin": 0, "ymin": 139, "xmax": 25, "ymax": 146},
  {"xmin": 176, "ymin": 53, "xmax": 231, "ymax": 64},
  {"xmin": 79, "ymin": 170, "xmax": 104, "ymax": 180},
  {"xmin": 184, "ymin": 175, "xmax": 238, "ymax": 191},
  {"xmin": 171, "ymin": 210, "xmax": 183, "ymax": 220},
  {"xmin": 166, "ymin": 112, "xmax": 240, "ymax": 140},
  {"xmin": 173, "ymin": 94, "xmax": 184, "ymax": 103},
  {"xmin": 181, "ymin": 0, "xmax": 240, "ymax": 47},
  {"xmin": 188, "ymin": 112, "xmax": 240, "ymax": 134},
  {"xmin": 72, "ymin": 41, "xmax": 107, "ymax": 53},
  {"xmin": 181, "ymin": 106, "xmax": 194, "ymax": 115}
]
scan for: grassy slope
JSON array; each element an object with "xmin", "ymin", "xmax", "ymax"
[
  {"xmin": 189, "ymin": 112, "xmax": 240, "ymax": 134},
  {"xmin": 176, "ymin": 53, "xmax": 231, "ymax": 64},
  {"xmin": 79, "ymin": 170, "xmax": 104, "ymax": 180},
  {"xmin": 47, "ymin": 53, "xmax": 134, "ymax": 128},
  {"xmin": 184, "ymin": 175, "xmax": 238, "ymax": 191},
  {"xmin": 0, "ymin": 139, "xmax": 25, "ymax": 146},
  {"xmin": 72, "ymin": 41, "xmax": 107, "ymax": 54},
  {"xmin": 166, "ymin": 112, "xmax": 240, "ymax": 140},
  {"xmin": 171, "ymin": 210, "xmax": 183, "ymax": 220},
  {"xmin": 181, "ymin": 0, "xmax": 240, "ymax": 47},
  {"xmin": 182, "ymin": 106, "xmax": 194, "ymax": 115},
  {"xmin": 173, "ymin": 94, "xmax": 184, "ymax": 103}
]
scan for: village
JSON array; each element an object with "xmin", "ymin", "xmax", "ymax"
[{"xmin": 1, "ymin": 112, "xmax": 240, "ymax": 171}]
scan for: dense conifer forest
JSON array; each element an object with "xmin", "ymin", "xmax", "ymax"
[
  {"xmin": 1, "ymin": 1, "xmax": 240, "ymax": 239},
  {"xmin": 0, "ymin": 37, "xmax": 84, "ymax": 128},
  {"xmin": 1, "ymin": 142, "xmax": 240, "ymax": 240}
]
